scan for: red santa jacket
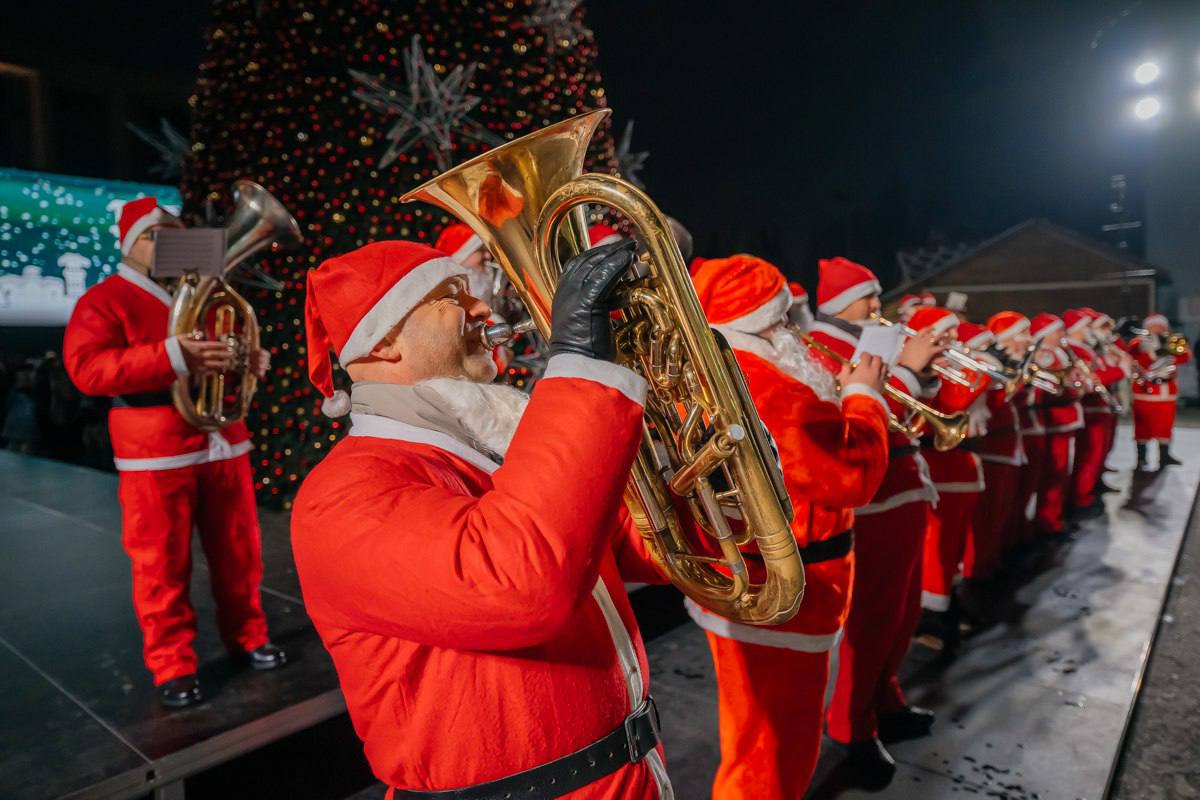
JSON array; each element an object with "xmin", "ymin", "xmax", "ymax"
[
  {"xmin": 1130, "ymin": 334, "xmax": 1190, "ymax": 401},
  {"xmin": 977, "ymin": 376, "xmax": 1023, "ymax": 466},
  {"xmin": 686, "ymin": 335, "xmax": 889, "ymax": 650},
  {"xmin": 1033, "ymin": 344, "xmax": 1084, "ymax": 434},
  {"xmin": 63, "ymin": 263, "xmax": 251, "ymax": 470},
  {"xmin": 1080, "ymin": 342, "xmax": 1129, "ymax": 415},
  {"xmin": 291, "ymin": 359, "xmax": 672, "ymax": 798},
  {"xmin": 808, "ymin": 318, "xmax": 938, "ymax": 514},
  {"xmin": 920, "ymin": 368, "xmax": 989, "ymax": 493}
]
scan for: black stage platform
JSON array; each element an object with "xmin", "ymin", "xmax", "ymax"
[
  {"xmin": 647, "ymin": 426, "xmax": 1200, "ymax": 799},
  {"xmin": 0, "ymin": 452, "xmax": 346, "ymax": 799}
]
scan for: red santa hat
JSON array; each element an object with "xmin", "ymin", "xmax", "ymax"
[
  {"xmin": 788, "ymin": 281, "xmax": 808, "ymax": 306},
  {"xmin": 1143, "ymin": 313, "xmax": 1168, "ymax": 330},
  {"xmin": 919, "ymin": 290, "xmax": 936, "ymax": 305},
  {"xmin": 897, "ymin": 293, "xmax": 922, "ymax": 316},
  {"xmin": 908, "ymin": 305, "xmax": 959, "ymax": 337},
  {"xmin": 1062, "ymin": 308, "xmax": 1092, "ymax": 335},
  {"xmin": 816, "ymin": 257, "xmax": 882, "ymax": 315},
  {"xmin": 116, "ymin": 196, "xmax": 182, "ymax": 255},
  {"xmin": 305, "ymin": 241, "xmax": 467, "ymax": 416},
  {"xmin": 1030, "ymin": 312, "xmax": 1064, "ymax": 342},
  {"xmin": 434, "ymin": 222, "xmax": 484, "ymax": 264},
  {"xmin": 987, "ymin": 310, "xmax": 1030, "ymax": 342},
  {"xmin": 691, "ymin": 254, "xmax": 790, "ymax": 333},
  {"xmin": 957, "ymin": 321, "xmax": 993, "ymax": 350},
  {"xmin": 588, "ymin": 224, "xmax": 624, "ymax": 247},
  {"xmin": 1080, "ymin": 306, "xmax": 1113, "ymax": 327}
]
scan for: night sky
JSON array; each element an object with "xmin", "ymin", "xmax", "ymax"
[{"xmin": 3, "ymin": 0, "xmax": 1195, "ymax": 289}]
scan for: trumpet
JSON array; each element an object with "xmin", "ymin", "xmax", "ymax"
[
  {"xmin": 1166, "ymin": 332, "xmax": 1191, "ymax": 357},
  {"xmin": 797, "ymin": 330, "xmax": 968, "ymax": 451},
  {"xmin": 1062, "ymin": 344, "xmax": 1124, "ymax": 413},
  {"xmin": 869, "ymin": 312, "xmax": 987, "ymax": 391},
  {"xmin": 1004, "ymin": 343, "xmax": 1063, "ymax": 399}
]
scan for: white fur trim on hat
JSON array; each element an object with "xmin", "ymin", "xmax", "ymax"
[
  {"xmin": 1091, "ymin": 313, "xmax": 1113, "ymax": 327},
  {"xmin": 1033, "ymin": 319, "xmax": 1064, "ymax": 341},
  {"xmin": 993, "ymin": 317, "xmax": 1029, "ymax": 342},
  {"xmin": 965, "ymin": 330, "xmax": 994, "ymax": 350},
  {"xmin": 817, "ymin": 279, "xmax": 882, "ymax": 315},
  {"xmin": 593, "ymin": 233, "xmax": 623, "ymax": 246},
  {"xmin": 339, "ymin": 256, "xmax": 466, "ymax": 364},
  {"xmin": 121, "ymin": 208, "xmax": 181, "ymax": 255},
  {"xmin": 1066, "ymin": 315, "xmax": 1091, "ymax": 335},
  {"xmin": 322, "ymin": 389, "xmax": 352, "ymax": 417},
  {"xmin": 721, "ymin": 286, "xmax": 793, "ymax": 334},
  {"xmin": 1143, "ymin": 314, "xmax": 1168, "ymax": 329},
  {"xmin": 450, "ymin": 233, "xmax": 484, "ymax": 264},
  {"xmin": 924, "ymin": 314, "xmax": 959, "ymax": 337}
]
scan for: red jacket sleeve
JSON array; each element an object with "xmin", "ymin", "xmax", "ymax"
[
  {"xmin": 611, "ymin": 509, "xmax": 669, "ymax": 585},
  {"xmin": 292, "ymin": 365, "xmax": 648, "ymax": 651},
  {"xmin": 932, "ymin": 369, "xmax": 989, "ymax": 414},
  {"xmin": 63, "ymin": 291, "xmax": 179, "ymax": 396}
]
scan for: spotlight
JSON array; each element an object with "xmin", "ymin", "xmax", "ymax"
[
  {"xmin": 1134, "ymin": 61, "xmax": 1161, "ymax": 85},
  {"xmin": 1134, "ymin": 96, "xmax": 1162, "ymax": 120}
]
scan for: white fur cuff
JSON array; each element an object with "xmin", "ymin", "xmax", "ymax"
[
  {"xmin": 164, "ymin": 336, "xmax": 189, "ymax": 378},
  {"xmin": 542, "ymin": 354, "xmax": 648, "ymax": 406},
  {"xmin": 841, "ymin": 383, "xmax": 888, "ymax": 415}
]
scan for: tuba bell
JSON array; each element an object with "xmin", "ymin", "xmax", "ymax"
[
  {"xmin": 168, "ymin": 180, "xmax": 303, "ymax": 432},
  {"xmin": 402, "ymin": 110, "xmax": 804, "ymax": 625}
]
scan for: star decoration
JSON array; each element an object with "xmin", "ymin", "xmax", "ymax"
[
  {"xmin": 349, "ymin": 35, "xmax": 502, "ymax": 170},
  {"xmin": 615, "ymin": 120, "xmax": 649, "ymax": 189},
  {"xmin": 525, "ymin": 0, "xmax": 593, "ymax": 52},
  {"xmin": 125, "ymin": 118, "xmax": 190, "ymax": 180}
]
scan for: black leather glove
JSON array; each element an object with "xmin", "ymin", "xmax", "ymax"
[{"xmin": 548, "ymin": 240, "xmax": 636, "ymax": 361}]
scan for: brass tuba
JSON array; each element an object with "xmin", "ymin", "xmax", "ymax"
[
  {"xmin": 169, "ymin": 180, "xmax": 303, "ymax": 431},
  {"xmin": 402, "ymin": 110, "xmax": 804, "ymax": 625}
]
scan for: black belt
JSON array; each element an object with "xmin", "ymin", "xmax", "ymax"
[
  {"xmin": 889, "ymin": 444, "xmax": 919, "ymax": 458},
  {"xmin": 745, "ymin": 528, "xmax": 854, "ymax": 565},
  {"xmin": 392, "ymin": 697, "xmax": 661, "ymax": 799},
  {"xmin": 112, "ymin": 391, "xmax": 174, "ymax": 408},
  {"xmin": 922, "ymin": 436, "xmax": 980, "ymax": 453}
]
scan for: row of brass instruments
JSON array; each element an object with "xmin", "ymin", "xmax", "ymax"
[{"xmin": 1131, "ymin": 328, "xmax": 1191, "ymax": 384}]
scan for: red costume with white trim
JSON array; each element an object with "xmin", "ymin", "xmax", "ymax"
[
  {"xmin": 807, "ymin": 259, "xmax": 938, "ymax": 746},
  {"xmin": 1027, "ymin": 314, "xmax": 1083, "ymax": 536},
  {"xmin": 62, "ymin": 199, "xmax": 267, "ymax": 684},
  {"xmin": 1130, "ymin": 315, "xmax": 1189, "ymax": 444},
  {"xmin": 915, "ymin": 311, "xmax": 988, "ymax": 613},
  {"xmin": 291, "ymin": 241, "xmax": 672, "ymax": 797},
  {"xmin": 688, "ymin": 256, "xmax": 889, "ymax": 798}
]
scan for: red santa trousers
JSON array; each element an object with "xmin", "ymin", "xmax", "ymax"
[
  {"xmin": 1012, "ymin": 434, "xmax": 1047, "ymax": 545},
  {"xmin": 706, "ymin": 633, "xmax": 828, "ymax": 799},
  {"xmin": 1103, "ymin": 413, "xmax": 1119, "ymax": 464},
  {"xmin": 921, "ymin": 492, "xmax": 981, "ymax": 610},
  {"xmin": 826, "ymin": 501, "xmax": 929, "ymax": 744},
  {"xmin": 117, "ymin": 454, "xmax": 268, "ymax": 684},
  {"xmin": 1035, "ymin": 433, "xmax": 1075, "ymax": 536},
  {"xmin": 1071, "ymin": 417, "xmax": 1110, "ymax": 509},
  {"xmin": 965, "ymin": 462, "xmax": 1019, "ymax": 580},
  {"xmin": 1133, "ymin": 399, "xmax": 1177, "ymax": 443}
]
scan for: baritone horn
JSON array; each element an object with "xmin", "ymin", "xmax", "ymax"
[
  {"xmin": 402, "ymin": 109, "xmax": 804, "ymax": 625},
  {"xmin": 168, "ymin": 180, "xmax": 303, "ymax": 431}
]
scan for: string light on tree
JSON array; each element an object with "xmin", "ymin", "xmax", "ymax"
[
  {"xmin": 180, "ymin": 0, "xmax": 618, "ymax": 507},
  {"xmin": 525, "ymin": 0, "xmax": 592, "ymax": 52}
]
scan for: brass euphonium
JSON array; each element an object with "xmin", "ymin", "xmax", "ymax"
[
  {"xmin": 169, "ymin": 180, "xmax": 303, "ymax": 431},
  {"xmin": 1166, "ymin": 332, "xmax": 1191, "ymax": 357},
  {"xmin": 402, "ymin": 110, "xmax": 804, "ymax": 625}
]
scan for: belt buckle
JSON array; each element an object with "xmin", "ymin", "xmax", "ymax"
[{"xmin": 624, "ymin": 695, "xmax": 660, "ymax": 763}]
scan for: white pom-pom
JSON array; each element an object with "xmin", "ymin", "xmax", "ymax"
[{"xmin": 321, "ymin": 389, "xmax": 351, "ymax": 417}]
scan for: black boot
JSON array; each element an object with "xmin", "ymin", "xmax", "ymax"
[
  {"xmin": 158, "ymin": 674, "xmax": 203, "ymax": 709},
  {"xmin": 1160, "ymin": 443, "xmax": 1182, "ymax": 467},
  {"xmin": 1135, "ymin": 443, "xmax": 1151, "ymax": 473},
  {"xmin": 844, "ymin": 738, "xmax": 897, "ymax": 790},
  {"xmin": 878, "ymin": 705, "xmax": 936, "ymax": 743},
  {"xmin": 245, "ymin": 643, "xmax": 288, "ymax": 671}
]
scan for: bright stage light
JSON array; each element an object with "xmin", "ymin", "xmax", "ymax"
[
  {"xmin": 1134, "ymin": 96, "xmax": 1162, "ymax": 120},
  {"xmin": 1134, "ymin": 61, "xmax": 1161, "ymax": 84}
]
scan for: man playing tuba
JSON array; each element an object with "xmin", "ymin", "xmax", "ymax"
[
  {"xmin": 291, "ymin": 239, "xmax": 674, "ymax": 798},
  {"xmin": 63, "ymin": 197, "xmax": 285, "ymax": 709}
]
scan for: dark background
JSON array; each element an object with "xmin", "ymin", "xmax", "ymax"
[{"xmin": 2, "ymin": 0, "xmax": 1197, "ymax": 289}]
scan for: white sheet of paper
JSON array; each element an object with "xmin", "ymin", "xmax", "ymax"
[{"xmin": 854, "ymin": 324, "xmax": 904, "ymax": 366}]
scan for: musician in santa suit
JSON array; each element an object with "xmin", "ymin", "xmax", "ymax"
[
  {"xmin": 63, "ymin": 198, "xmax": 284, "ymax": 709},
  {"xmin": 806, "ymin": 257, "xmax": 944, "ymax": 787},
  {"xmin": 981, "ymin": 312, "xmax": 1032, "ymax": 561},
  {"xmin": 1063, "ymin": 309, "xmax": 1125, "ymax": 516},
  {"xmin": 1130, "ymin": 313, "xmax": 1190, "ymax": 471},
  {"xmin": 688, "ymin": 255, "xmax": 889, "ymax": 799},
  {"xmin": 1028, "ymin": 313, "xmax": 1085, "ymax": 536},
  {"xmin": 1087, "ymin": 309, "xmax": 1132, "ymax": 476},
  {"xmin": 291, "ymin": 239, "xmax": 675, "ymax": 798},
  {"xmin": 915, "ymin": 311, "xmax": 990, "ymax": 655},
  {"xmin": 897, "ymin": 291, "xmax": 936, "ymax": 325}
]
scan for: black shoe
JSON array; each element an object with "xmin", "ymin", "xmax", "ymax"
[
  {"xmin": 245, "ymin": 643, "xmax": 288, "ymax": 671},
  {"xmin": 1161, "ymin": 452, "xmax": 1182, "ymax": 467},
  {"xmin": 878, "ymin": 705, "xmax": 935, "ymax": 744},
  {"xmin": 844, "ymin": 737, "xmax": 897, "ymax": 790},
  {"xmin": 158, "ymin": 674, "xmax": 203, "ymax": 709}
]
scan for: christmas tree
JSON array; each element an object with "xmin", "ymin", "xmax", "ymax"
[{"xmin": 180, "ymin": 0, "xmax": 619, "ymax": 507}]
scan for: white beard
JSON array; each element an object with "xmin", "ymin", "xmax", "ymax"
[
  {"xmin": 766, "ymin": 328, "xmax": 839, "ymax": 403},
  {"xmin": 420, "ymin": 378, "xmax": 531, "ymax": 458}
]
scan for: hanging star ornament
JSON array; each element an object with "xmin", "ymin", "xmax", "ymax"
[
  {"xmin": 525, "ymin": 0, "xmax": 593, "ymax": 52},
  {"xmin": 126, "ymin": 118, "xmax": 190, "ymax": 180},
  {"xmin": 349, "ymin": 35, "xmax": 502, "ymax": 170},
  {"xmin": 615, "ymin": 120, "xmax": 649, "ymax": 190}
]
